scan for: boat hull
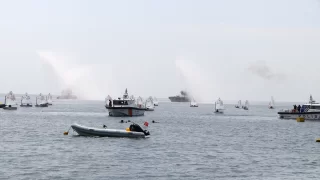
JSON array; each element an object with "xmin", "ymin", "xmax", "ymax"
[
  {"xmin": 36, "ymin": 104, "xmax": 48, "ymax": 107},
  {"xmin": 0, "ymin": 104, "xmax": 6, "ymax": 108},
  {"xmin": 145, "ymin": 108, "xmax": 154, "ymax": 111},
  {"xmin": 106, "ymin": 107, "xmax": 145, "ymax": 117},
  {"xmin": 71, "ymin": 124, "xmax": 146, "ymax": 138},
  {"xmin": 190, "ymin": 105, "xmax": 198, "ymax": 107},
  {"xmin": 20, "ymin": 104, "xmax": 33, "ymax": 107},
  {"xmin": 3, "ymin": 106, "xmax": 17, "ymax": 110},
  {"xmin": 278, "ymin": 112, "xmax": 320, "ymax": 120}
]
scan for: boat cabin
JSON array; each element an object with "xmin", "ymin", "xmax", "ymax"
[{"xmin": 112, "ymin": 99, "xmax": 135, "ymax": 107}]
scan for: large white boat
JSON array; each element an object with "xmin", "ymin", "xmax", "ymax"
[
  {"xmin": 235, "ymin": 100, "xmax": 241, "ymax": 108},
  {"xmin": 145, "ymin": 97, "xmax": 155, "ymax": 111},
  {"xmin": 269, "ymin": 96, "xmax": 275, "ymax": 109},
  {"xmin": 36, "ymin": 93, "xmax": 48, "ymax": 107},
  {"xmin": 214, "ymin": 98, "xmax": 224, "ymax": 113},
  {"xmin": 47, "ymin": 93, "xmax": 53, "ymax": 105},
  {"xmin": 278, "ymin": 95, "xmax": 320, "ymax": 120},
  {"xmin": 4, "ymin": 91, "xmax": 18, "ymax": 110},
  {"xmin": 243, "ymin": 100, "xmax": 249, "ymax": 110},
  {"xmin": 190, "ymin": 97, "xmax": 198, "ymax": 107},
  {"xmin": 20, "ymin": 93, "xmax": 33, "ymax": 107},
  {"xmin": 105, "ymin": 89, "xmax": 146, "ymax": 117},
  {"xmin": 153, "ymin": 97, "xmax": 159, "ymax": 106}
]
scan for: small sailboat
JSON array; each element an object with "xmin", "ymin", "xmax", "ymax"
[
  {"xmin": 47, "ymin": 93, "xmax": 53, "ymax": 105},
  {"xmin": 36, "ymin": 93, "xmax": 48, "ymax": 107},
  {"xmin": 235, "ymin": 100, "xmax": 241, "ymax": 108},
  {"xmin": 269, "ymin": 96, "xmax": 275, "ymax": 109},
  {"xmin": 4, "ymin": 91, "xmax": 18, "ymax": 110},
  {"xmin": 243, "ymin": 100, "xmax": 249, "ymax": 110},
  {"xmin": 145, "ymin": 96, "xmax": 155, "ymax": 111},
  {"xmin": 190, "ymin": 97, "xmax": 198, "ymax": 107},
  {"xmin": 153, "ymin": 97, "xmax": 159, "ymax": 106},
  {"xmin": 214, "ymin": 98, "xmax": 224, "ymax": 113},
  {"xmin": 20, "ymin": 93, "xmax": 33, "ymax": 107}
]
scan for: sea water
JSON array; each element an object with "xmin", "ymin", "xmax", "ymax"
[{"xmin": 1, "ymin": 100, "xmax": 320, "ymax": 179}]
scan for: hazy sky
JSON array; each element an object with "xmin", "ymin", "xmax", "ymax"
[{"xmin": 0, "ymin": 0, "xmax": 320, "ymax": 102}]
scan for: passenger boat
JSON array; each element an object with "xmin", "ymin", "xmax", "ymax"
[
  {"xmin": 214, "ymin": 98, "xmax": 224, "ymax": 113},
  {"xmin": 145, "ymin": 97, "xmax": 155, "ymax": 111},
  {"xmin": 4, "ymin": 91, "xmax": 18, "ymax": 110},
  {"xmin": 20, "ymin": 93, "xmax": 33, "ymax": 107},
  {"xmin": 47, "ymin": 93, "xmax": 53, "ymax": 105},
  {"xmin": 235, "ymin": 100, "xmax": 241, "ymax": 108},
  {"xmin": 278, "ymin": 95, "xmax": 320, "ymax": 120},
  {"xmin": 105, "ymin": 89, "xmax": 146, "ymax": 117},
  {"xmin": 35, "ymin": 93, "xmax": 48, "ymax": 107},
  {"xmin": 71, "ymin": 123, "xmax": 150, "ymax": 138}
]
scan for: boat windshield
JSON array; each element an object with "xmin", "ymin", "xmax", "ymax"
[{"xmin": 113, "ymin": 100, "xmax": 129, "ymax": 105}]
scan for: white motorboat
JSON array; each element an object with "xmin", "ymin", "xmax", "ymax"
[
  {"xmin": 105, "ymin": 88, "xmax": 146, "ymax": 117},
  {"xmin": 243, "ymin": 100, "xmax": 249, "ymax": 110},
  {"xmin": 4, "ymin": 91, "xmax": 18, "ymax": 110},
  {"xmin": 47, "ymin": 93, "xmax": 53, "ymax": 105},
  {"xmin": 153, "ymin": 97, "xmax": 159, "ymax": 106},
  {"xmin": 269, "ymin": 96, "xmax": 275, "ymax": 109},
  {"xmin": 20, "ymin": 93, "xmax": 33, "ymax": 107},
  {"xmin": 145, "ymin": 97, "xmax": 155, "ymax": 111},
  {"xmin": 36, "ymin": 93, "xmax": 48, "ymax": 107},
  {"xmin": 71, "ymin": 123, "xmax": 150, "ymax": 138},
  {"xmin": 278, "ymin": 95, "xmax": 320, "ymax": 120},
  {"xmin": 214, "ymin": 98, "xmax": 224, "ymax": 113},
  {"xmin": 235, "ymin": 100, "xmax": 241, "ymax": 108},
  {"xmin": 190, "ymin": 97, "xmax": 198, "ymax": 107}
]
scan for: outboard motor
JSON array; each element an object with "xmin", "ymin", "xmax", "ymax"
[{"xmin": 129, "ymin": 123, "xmax": 150, "ymax": 136}]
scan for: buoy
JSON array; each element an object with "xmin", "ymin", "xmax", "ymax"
[
  {"xmin": 63, "ymin": 131, "xmax": 69, "ymax": 135},
  {"xmin": 316, "ymin": 138, "xmax": 320, "ymax": 142},
  {"xmin": 126, "ymin": 127, "xmax": 130, "ymax": 132},
  {"xmin": 296, "ymin": 117, "xmax": 305, "ymax": 122}
]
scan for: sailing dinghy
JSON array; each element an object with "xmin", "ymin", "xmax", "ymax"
[
  {"xmin": 243, "ymin": 100, "xmax": 249, "ymax": 110},
  {"xmin": 145, "ymin": 97, "xmax": 155, "ymax": 111},
  {"xmin": 20, "ymin": 93, "xmax": 33, "ymax": 107},
  {"xmin": 214, "ymin": 98, "xmax": 224, "ymax": 113},
  {"xmin": 269, "ymin": 96, "xmax": 275, "ymax": 109},
  {"xmin": 190, "ymin": 97, "xmax": 198, "ymax": 107},
  {"xmin": 235, "ymin": 100, "xmax": 241, "ymax": 108},
  {"xmin": 36, "ymin": 93, "xmax": 48, "ymax": 107},
  {"xmin": 4, "ymin": 91, "xmax": 18, "ymax": 110}
]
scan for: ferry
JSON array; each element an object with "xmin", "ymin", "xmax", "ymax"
[
  {"xmin": 278, "ymin": 95, "xmax": 320, "ymax": 120},
  {"xmin": 105, "ymin": 88, "xmax": 146, "ymax": 117}
]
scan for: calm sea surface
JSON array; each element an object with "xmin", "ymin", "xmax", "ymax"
[{"xmin": 1, "ymin": 100, "xmax": 320, "ymax": 179}]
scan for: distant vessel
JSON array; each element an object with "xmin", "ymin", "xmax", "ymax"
[
  {"xmin": 235, "ymin": 100, "xmax": 241, "ymax": 108},
  {"xmin": 145, "ymin": 97, "xmax": 155, "ymax": 111},
  {"xmin": 20, "ymin": 93, "xmax": 33, "ymax": 107},
  {"xmin": 105, "ymin": 88, "xmax": 146, "ymax": 117},
  {"xmin": 36, "ymin": 93, "xmax": 48, "ymax": 107},
  {"xmin": 47, "ymin": 93, "xmax": 53, "ymax": 105},
  {"xmin": 190, "ymin": 97, "xmax": 198, "ymax": 107},
  {"xmin": 243, "ymin": 100, "xmax": 249, "ymax": 110},
  {"xmin": 214, "ymin": 98, "xmax": 224, "ymax": 113},
  {"xmin": 169, "ymin": 91, "xmax": 190, "ymax": 102},
  {"xmin": 278, "ymin": 95, "xmax": 320, "ymax": 120},
  {"xmin": 269, "ymin": 96, "xmax": 275, "ymax": 109},
  {"xmin": 4, "ymin": 91, "xmax": 18, "ymax": 110},
  {"xmin": 153, "ymin": 97, "xmax": 159, "ymax": 106},
  {"xmin": 57, "ymin": 89, "xmax": 77, "ymax": 99}
]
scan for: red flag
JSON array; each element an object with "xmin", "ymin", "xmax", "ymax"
[{"xmin": 144, "ymin": 121, "xmax": 149, "ymax": 127}]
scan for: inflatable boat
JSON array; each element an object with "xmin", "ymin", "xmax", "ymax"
[
  {"xmin": 3, "ymin": 105, "xmax": 18, "ymax": 110},
  {"xmin": 71, "ymin": 123, "xmax": 150, "ymax": 138},
  {"xmin": 0, "ymin": 104, "xmax": 6, "ymax": 108}
]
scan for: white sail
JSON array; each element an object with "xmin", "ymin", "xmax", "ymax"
[
  {"xmin": 243, "ymin": 100, "xmax": 249, "ymax": 110},
  {"xmin": 105, "ymin": 95, "xmax": 113, "ymax": 106},
  {"xmin": 214, "ymin": 98, "xmax": 224, "ymax": 113},
  {"xmin": 190, "ymin": 97, "xmax": 198, "ymax": 107},
  {"xmin": 5, "ymin": 91, "xmax": 17, "ymax": 106},
  {"xmin": 145, "ymin": 96, "xmax": 155, "ymax": 110},
  {"xmin": 136, "ymin": 96, "xmax": 145, "ymax": 108},
  {"xmin": 153, "ymin": 97, "xmax": 159, "ymax": 106},
  {"xmin": 47, "ymin": 93, "xmax": 53, "ymax": 104},
  {"xmin": 21, "ymin": 93, "xmax": 32, "ymax": 105},
  {"xmin": 36, "ymin": 93, "xmax": 47, "ymax": 105},
  {"xmin": 269, "ymin": 96, "xmax": 275, "ymax": 108},
  {"xmin": 235, "ymin": 100, "xmax": 241, "ymax": 108}
]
